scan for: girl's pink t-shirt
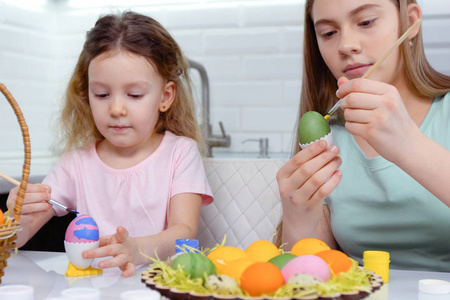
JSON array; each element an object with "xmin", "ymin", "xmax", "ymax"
[{"xmin": 43, "ymin": 131, "xmax": 213, "ymax": 237}]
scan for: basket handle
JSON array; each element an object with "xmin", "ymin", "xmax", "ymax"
[{"xmin": 0, "ymin": 83, "xmax": 31, "ymax": 221}]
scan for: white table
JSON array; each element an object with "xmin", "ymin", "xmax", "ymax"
[
  {"xmin": 2, "ymin": 251, "xmax": 148, "ymax": 299},
  {"xmin": 2, "ymin": 250, "xmax": 450, "ymax": 299}
]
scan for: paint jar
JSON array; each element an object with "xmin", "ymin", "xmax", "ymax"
[
  {"xmin": 61, "ymin": 287, "xmax": 100, "ymax": 300},
  {"xmin": 0, "ymin": 285, "xmax": 34, "ymax": 300},
  {"xmin": 363, "ymin": 251, "xmax": 390, "ymax": 283}
]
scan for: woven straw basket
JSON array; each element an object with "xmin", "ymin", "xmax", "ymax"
[{"xmin": 0, "ymin": 83, "xmax": 30, "ymax": 283}]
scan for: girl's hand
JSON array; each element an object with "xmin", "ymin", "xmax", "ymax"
[
  {"xmin": 276, "ymin": 140, "xmax": 342, "ymax": 237},
  {"xmin": 6, "ymin": 183, "xmax": 54, "ymax": 247},
  {"xmin": 7, "ymin": 183, "xmax": 52, "ymax": 215},
  {"xmin": 337, "ymin": 77, "xmax": 419, "ymax": 162},
  {"xmin": 83, "ymin": 226, "xmax": 138, "ymax": 277}
]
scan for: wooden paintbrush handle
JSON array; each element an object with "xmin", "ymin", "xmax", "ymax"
[{"xmin": 362, "ymin": 18, "xmax": 422, "ymax": 79}]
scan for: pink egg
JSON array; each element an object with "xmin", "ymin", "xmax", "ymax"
[
  {"xmin": 65, "ymin": 214, "xmax": 99, "ymax": 243},
  {"xmin": 281, "ymin": 255, "xmax": 330, "ymax": 282}
]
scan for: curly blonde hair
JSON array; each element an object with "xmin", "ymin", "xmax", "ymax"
[{"xmin": 58, "ymin": 11, "xmax": 202, "ymax": 153}]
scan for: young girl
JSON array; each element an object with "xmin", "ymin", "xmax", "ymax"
[
  {"xmin": 7, "ymin": 11, "xmax": 213, "ymax": 277},
  {"xmin": 276, "ymin": 0, "xmax": 450, "ymax": 271}
]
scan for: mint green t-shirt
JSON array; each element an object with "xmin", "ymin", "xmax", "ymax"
[{"xmin": 327, "ymin": 93, "xmax": 450, "ymax": 271}]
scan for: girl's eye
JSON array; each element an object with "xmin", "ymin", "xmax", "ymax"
[
  {"xmin": 95, "ymin": 93, "xmax": 109, "ymax": 98},
  {"xmin": 320, "ymin": 30, "xmax": 336, "ymax": 39},
  {"xmin": 359, "ymin": 18, "xmax": 376, "ymax": 27},
  {"xmin": 128, "ymin": 94, "xmax": 143, "ymax": 99}
]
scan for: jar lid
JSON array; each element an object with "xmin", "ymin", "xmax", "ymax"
[
  {"xmin": 363, "ymin": 250, "xmax": 390, "ymax": 261},
  {"xmin": 0, "ymin": 285, "xmax": 34, "ymax": 300},
  {"xmin": 120, "ymin": 289, "xmax": 161, "ymax": 300},
  {"xmin": 419, "ymin": 279, "xmax": 450, "ymax": 294}
]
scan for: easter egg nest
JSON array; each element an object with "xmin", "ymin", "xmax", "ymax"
[{"xmin": 140, "ymin": 239, "xmax": 383, "ymax": 300}]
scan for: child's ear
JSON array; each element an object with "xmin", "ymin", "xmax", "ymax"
[
  {"xmin": 407, "ymin": 3, "xmax": 422, "ymax": 39},
  {"xmin": 159, "ymin": 81, "xmax": 176, "ymax": 112}
]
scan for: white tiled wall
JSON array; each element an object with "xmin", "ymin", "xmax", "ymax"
[{"xmin": 1, "ymin": 0, "xmax": 450, "ymax": 167}]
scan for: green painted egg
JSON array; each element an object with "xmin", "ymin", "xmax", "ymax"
[
  {"xmin": 298, "ymin": 111, "xmax": 331, "ymax": 145},
  {"xmin": 171, "ymin": 252, "xmax": 217, "ymax": 280},
  {"xmin": 268, "ymin": 253, "xmax": 297, "ymax": 270}
]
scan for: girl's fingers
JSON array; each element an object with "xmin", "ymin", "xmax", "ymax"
[
  {"xmin": 295, "ymin": 155, "xmax": 342, "ymax": 201},
  {"xmin": 120, "ymin": 262, "xmax": 136, "ymax": 277},
  {"xmin": 9, "ymin": 184, "xmax": 53, "ymax": 215},
  {"xmin": 115, "ymin": 226, "xmax": 129, "ymax": 243},
  {"xmin": 32, "ymin": 183, "xmax": 52, "ymax": 193},
  {"xmin": 96, "ymin": 254, "xmax": 135, "ymax": 276},
  {"xmin": 10, "ymin": 184, "xmax": 51, "ymax": 203},
  {"xmin": 337, "ymin": 77, "xmax": 386, "ymax": 98},
  {"xmin": 311, "ymin": 170, "xmax": 342, "ymax": 201},
  {"xmin": 277, "ymin": 140, "xmax": 328, "ymax": 180},
  {"xmin": 83, "ymin": 243, "xmax": 119, "ymax": 259},
  {"xmin": 341, "ymin": 92, "xmax": 381, "ymax": 111},
  {"xmin": 337, "ymin": 76, "xmax": 348, "ymax": 87},
  {"xmin": 24, "ymin": 191, "xmax": 51, "ymax": 204},
  {"xmin": 98, "ymin": 235, "xmax": 112, "ymax": 247},
  {"xmin": 97, "ymin": 227, "xmax": 128, "ymax": 248},
  {"xmin": 343, "ymin": 106, "xmax": 373, "ymax": 124},
  {"xmin": 20, "ymin": 202, "xmax": 53, "ymax": 214},
  {"xmin": 97, "ymin": 253, "xmax": 127, "ymax": 269},
  {"xmin": 15, "ymin": 183, "xmax": 51, "ymax": 194},
  {"xmin": 289, "ymin": 145, "xmax": 340, "ymax": 192}
]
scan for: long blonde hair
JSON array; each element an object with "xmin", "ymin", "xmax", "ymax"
[
  {"xmin": 58, "ymin": 11, "xmax": 202, "ymax": 153},
  {"xmin": 275, "ymin": 0, "xmax": 450, "ymax": 247},
  {"xmin": 296, "ymin": 0, "xmax": 450, "ymax": 154}
]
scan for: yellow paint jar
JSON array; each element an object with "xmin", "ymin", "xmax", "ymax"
[{"xmin": 363, "ymin": 251, "xmax": 390, "ymax": 283}]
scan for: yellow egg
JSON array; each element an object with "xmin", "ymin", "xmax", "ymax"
[
  {"xmin": 207, "ymin": 246, "xmax": 249, "ymax": 274},
  {"xmin": 290, "ymin": 238, "xmax": 330, "ymax": 256},
  {"xmin": 245, "ymin": 240, "xmax": 280, "ymax": 262},
  {"xmin": 221, "ymin": 258, "xmax": 256, "ymax": 283}
]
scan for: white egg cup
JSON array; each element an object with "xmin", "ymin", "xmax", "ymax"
[
  {"xmin": 299, "ymin": 131, "xmax": 334, "ymax": 150},
  {"xmin": 64, "ymin": 240, "xmax": 99, "ymax": 269}
]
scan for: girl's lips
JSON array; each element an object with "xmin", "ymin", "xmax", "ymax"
[
  {"xmin": 110, "ymin": 126, "xmax": 131, "ymax": 132},
  {"xmin": 343, "ymin": 64, "xmax": 372, "ymax": 77}
]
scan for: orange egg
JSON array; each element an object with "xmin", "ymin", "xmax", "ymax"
[
  {"xmin": 0, "ymin": 210, "xmax": 4, "ymax": 225},
  {"xmin": 240, "ymin": 262, "xmax": 284, "ymax": 297},
  {"xmin": 245, "ymin": 240, "xmax": 280, "ymax": 262},
  {"xmin": 291, "ymin": 238, "xmax": 330, "ymax": 256},
  {"xmin": 315, "ymin": 249, "xmax": 352, "ymax": 275},
  {"xmin": 221, "ymin": 257, "xmax": 256, "ymax": 282},
  {"xmin": 207, "ymin": 246, "xmax": 249, "ymax": 274}
]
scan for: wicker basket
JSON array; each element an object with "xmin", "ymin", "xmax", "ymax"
[{"xmin": 0, "ymin": 83, "xmax": 31, "ymax": 283}]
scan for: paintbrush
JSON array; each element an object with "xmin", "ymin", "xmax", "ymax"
[
  {"xmin": 324, "ymin": 18, "xmax": 422, "ymax": 120},
  {"xmin": 0, "ymin": 171, "xmax": 79, "ymax": 214}
]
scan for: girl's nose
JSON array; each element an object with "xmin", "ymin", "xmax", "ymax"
[
  {"xmin": 338, "ymin": 31, "xmax": 361, "ymax": 56},
  {"xmin": 110, "ymin": 98, "xmax": 127, "ymax": 117}
]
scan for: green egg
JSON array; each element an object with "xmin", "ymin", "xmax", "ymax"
[
  {"xmin": 298, "ymin": 111, "xmax": 331, "ymax": 144},
  {"xmin": 171, "ymin": 252, "xmax": 217, "ymax": 280},
  {"xmin": 268, "ymin": 253, "xmax": 297, "ymax": 270}
]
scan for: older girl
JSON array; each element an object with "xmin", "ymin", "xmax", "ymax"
[{"xmin": 277, "ymin": 0, "xmax": 450, "ymax": 271}]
